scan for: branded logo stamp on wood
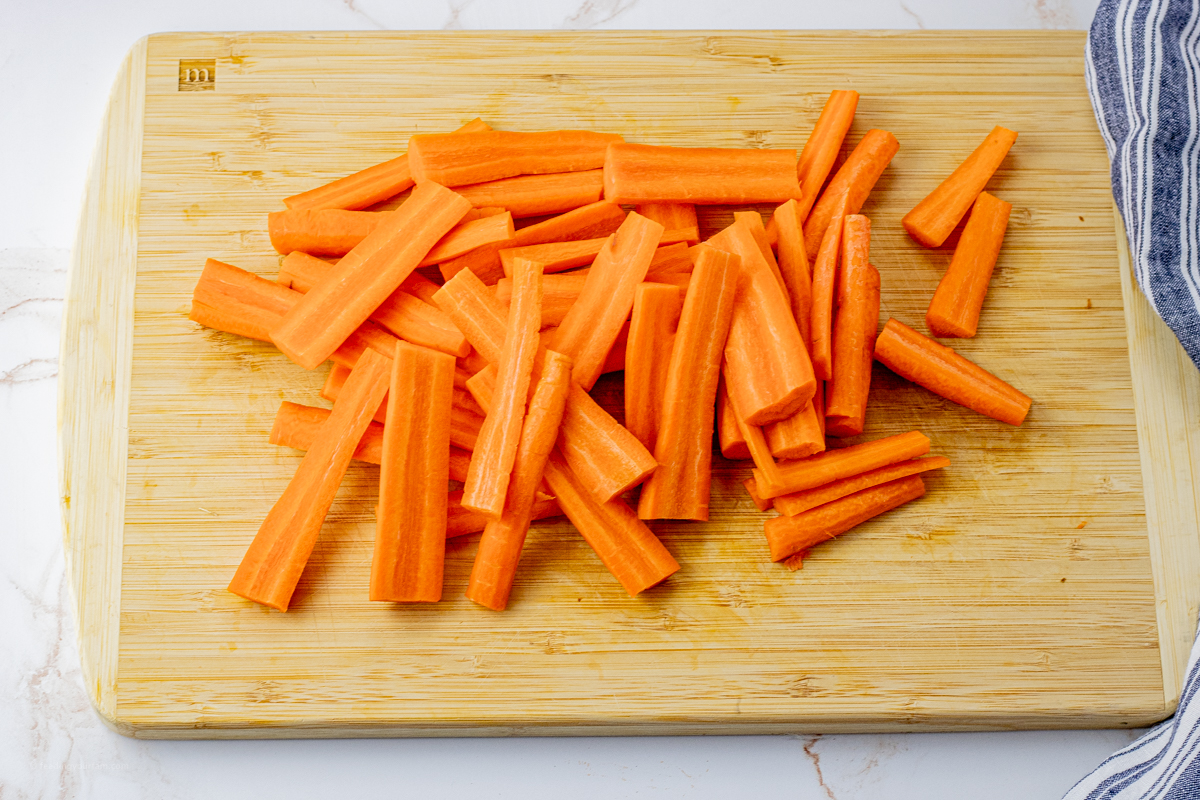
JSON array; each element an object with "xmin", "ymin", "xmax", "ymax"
[{"xmin": 178, "ymin": 60, "xmax": 216, "ymax": 91}]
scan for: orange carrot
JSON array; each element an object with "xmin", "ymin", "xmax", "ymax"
[
  {"xmin": 228, "ymin": 348, "xmax": 392, "ymax": 610},
  {"xmin": 742, "ymin": 477, "xmax": 774, "ymax": 512},
  {"xmin": 603, "ymin": 143, "xmax": 803, "ymax": 204},
  {"xmin": 825, "ymin": 262, "xmax": 880, "ymax": 438},
  {"xmin": 796, "ymin": 90, "xmax": 860, "ymax": 222},
  {"xmin": 772, "ymin": 199, "xmax": 813, "ymax": 351},
  {"xmin": 763, "ymin": 474, "xmax": 926, "ymax": 561},
  {"xmin": 447, "ymin": 489, "xmax": 562, "ymax": 538},
  {"xmin": 268, "ymin": 209, "xmax": 382, "ymax": 257},
  {"xmin": 925, "ymin": 191, "xmax": 1012, "ymax": 338},
  {"xmin": 764, "ymin": 397, "xmax": 825, "ymax": 460},
  {"xmin": 903, "ymin": 126, "xmax": 1018, "ymax": 248},
  {"xmin": 808, "ymin": 215, "xmax": 844, "ymax": 381},
  {"xmin": 400, "ymin": 272, "xmax": 443, "ymax": 306},
  {"xmin": 432, "ymin": 267, "xmax": 510, "ymax": 363},
  {"xmin": 602, "ymin": 320, "xmax": 629, "ymax": 374},
  {"xmin": 409, "ymin": 130, "xmax": 623, "ymax": 187},
  {"xmin": 500, "ymin": 238, "xmax": 610, "ymax": 276},
  {"xmin": 454, "ymin": 170, "xmax": 604, "ymax": 218},
  {"xmin": 837, "ymin": 214, "xmax": 871, "ymax": 308},
  {"xmin": 420, "ymin": 212, "xmax": 515, "ymax": 266},
  {"xmin": 803, "ymin": 130, "xmax": 899, "ymax": 261},
  {"xmin": 752, "ymin": 430, "xmax": 931, "ymax": 500},
  {"xmin": 717, "ymin": 380, "xmax": 751, "ymax": 460},
  {"xmin": 625, "ymin": 282, "xmax": 683, "ymax": 451},
  {"xmin": 495, "ymin": 273, "xmax": 586, "ymax": 329},
  {"xmin": 372, "ymin": 343, "xmax": 456, "ymax": 603},
  {"xmin": 728, "ymin": 390, "xmax": 787, "ymax": 491},
  {"xmin": 733, "ymin": 210, "xmax": 787, "ymax": 304},
  {"xmin": 774, "ymin": 456, "xmax": 949, "ymax": 517},
  {"xmin": 635, "ymin": 203, "xmax": 700, "ymax": 244},
  {"xmin": 638, "ymin": 245, "xmax": 740, "ymax": 521},
  {"xmin": 873, "ymin": 318, "xmax": 1032, "ymax": 426},
  {"xmin": 466, "ymin": 350, "xmax": 573, "ymax": 610}
]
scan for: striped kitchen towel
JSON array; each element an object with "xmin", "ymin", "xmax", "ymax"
[{"xmin": 1070, "ymin": 2, "xmax": 1200, "ymax": 797}]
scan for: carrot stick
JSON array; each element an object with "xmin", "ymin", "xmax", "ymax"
[
  {"xmin": 552, "ymin": 211, "xmax": 664, "ymax": 390},
  {"xmin": 499, "ymin": 236, "xmax": 693, "ymax": 280},
  {"xmin": 772, "ymin": 199, "xmax": 813, "ymax": 351},
  {"xmin": 602, "ymin": 320, "xmax": 629, "ymax": 374},
  {"xmin": 625, "ymin": 282, "xmax": 683, "ymax": 451},
  {"xmin": 764, "ymin": 397, "xmax": 825, "ymax": 460},
  {"xmin": 409, "ymin": 130, "xmax": 623, "ymax": 187},
  {"xmin": 371, "ymin": 343, "xmax": 456, "ymax": 602},
  {"xmin": 638, "ymin": 245, "xmax": 740, "ymax": 521},
  {"xmin": 903, "ymin": 126, "xmax": 1018, "ymax": 248},
  {"xmin": 271, "ymin": 181, "xmax": 471, "ymax": 370},
  {"xmin": 603, "ymin": 143, "xmax": 803, "ymax": 204},
  {"xmin": 447, "ymin": 489, "xmax": 562, "ymax": 538},
  {"xmin": 925, "ymin": 191, "xmax": 1012, "ymax": 338},
  {"xmin": 752, "ymin": 429, "xmax": 931, "ymax": 500},
  {"xmin": 228, "ymin": 347, "xmax": 392, "ymax": 610},
  {"xmin": 454, "ymin": 170, "xmax": 604, "ymax": 218},
  {"xmin": 495, "ymin": 273, "xmax": 586, "ymax": 329},
  {"xmin": 825, "ymin": 262, "xmax": 880, "ymax": 438},
  {"xmin": 420, "ymin": 212, "xmax": 515, "ymax": 266},
  {"xmin": 466, "ymin": 350, "xmax": 573, "ymax": 610},
  {"xmin": 717, "ymin": 380, "xmax": 750, "ymax": 460},
  {"xmin": 763, "ymin": 474, "xmax": 926, "ymax": 561},
  {"xmin": 709, "ymin": 217, "xmax": 815, "ymax": 426},
  {"xmin": 733, "ymin": 210, "xmax": 788, "ymax": 304},
  {"xmin": 461, "ymin": 258, "xmax": 542, "ymax": 518},
  {"xmin": 803, "ymin": 130, "xmax": 899, "ymax": 261},
  {"xmin": 774, "ymin": 456, "xmax": 949, "ymax": 517},
  {"xmin": 431, "ymin": 267, "xmax": 510, "ymax": 363},
  {"xmin": 635, "ymin": 203, "xmax": 700, "ymax": 244},
  {"xmin": 837, "ymin": 214, "xmax": 871, "ymax": 308},
  {"xmin": 795, "ymin": 90, "xmax": 860, "ymax": 222},
  {"xmin": 401, "ymin": 272, "xmax": 443, "ymax": 306},
  {"xmin": 742, "ymin": 477, "xmax": 774, "ymax": 512},
  {"xmin": 268, "ymin": 209, "xmax": 383, "ymax": 257},
  {"xmin": 808, "ymin": 215, "xmax": 844, "ymax": 381},
  {"xmin": 728, "ymin": 389, "xmax": 787, "ymax": 491},
  {"xmin": 873, "ymin": 318, "xmax": 1032, "ymax": 425},
  {"xmin": 543, "ymin": 450, "xmax": 680, "ymax": 596},
  {"xmin": 282, "ymin": 118, "xmax": 490, "ymax": 211}
]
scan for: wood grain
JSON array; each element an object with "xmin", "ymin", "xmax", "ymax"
[{"xmin": 60, "ymin": 31, "xmax": 1195, "ymax": 738}]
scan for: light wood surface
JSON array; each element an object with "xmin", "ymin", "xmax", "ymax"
[{"xmin": 59, "ymin": 31, "xmax": 1200, "ymax": 738}]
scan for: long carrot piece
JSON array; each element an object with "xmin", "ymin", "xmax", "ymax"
[
  {"xmin": 455, "ymin": 170, "xmax": 604, "ymax": 218},
  {"xmin": 803, "ymin": 130, "xmax": 899, "ymax": 261},
  {"xmin": 625, "ymin": 282, "xmax": 683, "ymax": 451},
  {"xmin": 466, "ymin": 350, "xmax": 573, "ymax": 610},
  {"xmin": 764, "ymin": 397, "xmax": 825, "ymax": 460},
  {"xmin": 873, "ymin": 318, "xmax": 1032, "ymax": 425},
  {"xmin": 774, "ymin": 456, "xmax": 949, "ymax": 517},
  {"xmin": 926, "ymin": 191, "xmax": 1012, "ymax": 338},
  {"xmin": 763, "ymin": 475, "xmax": 926, "ymax": 561},
  {"xmin": 228, "ymin": 348, "xmax": 392, "ymax": 610},
  {"xmin": 902, "ymin": 126, "xmax": 1018, "ymax": 248},
  {"xmin": 461, "ymin": 258, "xmax": 542, "ymax": 518},
  {"xmin": 773, "ymin": 199, "xmax": 813, "ymax": 350},
  {"xmin": 796, "ymin": 90, "xmax": 860, "ymax": 222},
  {"xmin": 808, "ymin": 216, "xmax": 844, "ymax": 381},
  {"xmin": 837, "ymin": 215, "xmax": 871, "ymax": 307},
  {"xmin": 448, "ymin": 490, "xmax": 562, "ymax": 538},
  {"xmin": 282, "ymin": 118, "xmax": 490, "ymax": 211},
  {"xmin": 717, "ymin": 380, "xmax": 751, "ymax": 460},
  {"xmin": 553, "ymin": 212, "xmax": 664, "ymax": 390},
  {"xmin": 409, "ymin": 130, "xmax": 623, "ymax": 187},
  {"xmin": 752, "ymin": 429, "xmax": 931, "ymax": 500},
  {"xmin": 271, "ymin": 181, "xmax": 471, "ymax": 369},
  {"xmin": 635, "ymin": 203, "xmax": 700, "ymax": 244},
  {"xmin": 826, "ymin": 262, "xmax": 880, "ymax": 438},
  {"xmin": 371, "ymin": 343, "xmax": 456, "ymax": 602},
  {"xmin": 604, "ymin": 143, "xmax": 803, "ymax": 204},
  {"xmin": 638, "ymin": 245, "xmax": 740, "ymax": 521}
]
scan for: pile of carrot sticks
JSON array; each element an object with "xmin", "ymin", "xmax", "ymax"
[{"xmin": 190, "ymin": 93, "xmax": 1032, "ymax": 612}]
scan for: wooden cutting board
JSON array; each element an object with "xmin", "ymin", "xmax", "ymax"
[{"xmin": 59, "ymin": 31, "xmax": 1200, "ymax": 738}]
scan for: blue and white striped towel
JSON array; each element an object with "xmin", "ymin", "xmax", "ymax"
[{"xmin": 1068, "ymin": 1, "xmax": 1200, "ymax": 797}]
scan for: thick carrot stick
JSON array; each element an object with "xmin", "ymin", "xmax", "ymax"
[
  {"xmin": 271, "ymin": 181, "xmax": 471, "ymax": 370},
  {"xmin": 903, "ymin": 126, "xmax": 1018, "ymax": 248},
  {"xmin": 409, "ymin": 130, "xmax": 623, "ymax": 187},
  {"xmin": 796, "ymin": 90, "xmax": 860, "ymax": 222},
  {"xmin": 638, "ymin": 245, "xmax": 740, "ymax": 521},
  {"xmin": 500, "ymin": 238, "xmax": 610, "ymax": 277},
  {"xmin": 420, "ymin": 212, "xmax": 515, "ymax": 266},
  {"xmin": 926, "ymin": 191, "xmax": 1012, "ymax": 338},
  {"xmin": 774, "ymin": 456, "xmax": 948, "ymax": 517},
  {"xmin": 837, "ymin": 214, "xmax": 871, "ymax": 308},
  {"xmin": 432, "ymin": 267, "xmax": 510, "ymax": 363},
  {"xmin": 454, "ymin": 170, "xmax": 604, "ymax": 218},
  {"xmin": 552, "ymin": 212, "xmax": 664, "ymax": 390},
  {"xmin": 733, "ymin": 210, "xmax": 787, "ymax": 304},
  {"xmin": 268, "ymin": 210, "xmax": 383, "ymax": 256},
  {"xmin": 752, "ymin": 430, "xmax": 931, "ymax": 500},
  {"xmin": 625, "ymin": 282, "xmax": 683, "ymax": 451},
  {"xmin": 764, "ymin": 474, "xmax": 926, "ymax": 561},
  {"xmin": 448, "ymin": 489, "xmax": 562, "ymax": 538},
  {"xmin": 873, "ymin": 318, "xmax": 1032, "ymax": 425},
  {"xmin": 228, "ymin": 348, "xmax": 392, "ymax": 610},
  {"xmin": 461, "ymin": 258, "xmax": 542, "ymax": 518},
  {"xmin": 401, "ymin": 272, "xmax": 443, "ymax": 306},
  {"xmin": 494, "ymin": 274, "xmax": 583, "ymax": 329},
  {"xmin": 803, "ymin": 130, "xmax": 899, "ymax": 261},
  {"xmin": 282, "ymin": 118, "xmax": 490, "ymax": 211},
  {"xmin": 635, "ymin": 203, "xmax": 700, "ymax": 244},
  {"xmin": 728, "ymin": 389, "xmax": 787, "ymax": 491},
  {"xmin": 467, "ymin": 350, "xmax": 573, "ymax": 610},
  {"xmin": 604, "ymin": 143, "xmax": 803, "ymax": 204},
  {"xmin": 764, "ymin": 397, "xmax": 825, "ymax": 460},
  {"xmin": 825, "ymin": 263, "xmax": 880, "ymax": 438},
  {"xmin": 772, "ymin": 199, "xmax": 813, "ymax": 350},
  {"xmin": 709, "ymin": 218, "xmax": 815, "ymax": 426},
  {"xmin": 717, "ymin": 380, "xmax": 750, "ymax": 460},
  {"xmin": 371, "ymin": 343, "xmax": 456, "ymax": 602},
  {"xmin": 808, "ymin": 216, "xmax": 844, "ymax": 381},
  {"xmin": 543, "ymin": 450, "xmax": 680, "ymax": 596}
]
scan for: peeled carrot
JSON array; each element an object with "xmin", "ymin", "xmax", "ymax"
[
  {"xmin": 602, "ymin": 321, "xmax": 629, "ymax": 373},
  {"xmin": 495, "ymin": 273, "xmax": 586, "ymax": 329},
  {"xmin": 774, "ymin": 456, "xmax": 949, "ymax": 517},
  {"xmin": 796, "ymin": 90, "xmax": 860, "ymax": 222},
  {"xmin": 454, "ymin": 170, "xmax": 604, "ymax": 218},
  {"xmin": 903, "ymin": 126, "xmax": 1018, "ymax": 248},
  {"xmin": 420, "ymin": 212, "xmax": 515, "ymax": 266},
  {"xmin": 763, "ymin": 474, "xmax": 926, "ymax": 561},
  {"xmin": 268, "ymin": 209, "xmax": 382, "ymax": 257},
  {"xmin": 752, "ymin": 430, "xmax": 931, "ymax": 500},
  {"xmin": 926, "ymin": 191, "xmax": 1012, "ymax": 338},
  {"xmin": 803, "ymin": 130, "xmax": 899, "ymax": 261},
  {"xmin": 837, "ymin": 215, "xmax": 871, "ymax": 308},
  {"xmin": 603, "ymin": 143, "xmax": 803, "ymax": 204},
  {"xmin": 825, "ymin": 262, "xmax": 880, "ymax": 438},
  {"xmin": 432, "ymin": 268, "xmax": 510, "ymax": 363},
  {"xmin": 372, "ymin": 343, "xmax": 456, "ymax": 603},
  {"xmin": 409, "ymin": 130, "xmax": 623, "ymax": 187},
  {"xmin": 742, "ymin": 477, "xmax": 774, "ymax": 512},
  {"xmin": 448, "ymin": 489, "xmax": 562, "ymax": 538},
  {"xmin": 228, "ymin": 348, "xmax": 392, "ymax": 610},
  {"xmin": 808, "ymin": 215, "xmax": 844, "ymax": 381},
  {"xmin": 728, "ymin": 391, "xmax": 787, "ymax": 492},
  {"xmin": 625, "ymin": 282, "xmax": 683, "ymax": 451},
  {"xmin": 499, "ymin": 236, "xmax": 693, "ymax": 279},
  {"xmin": 873, "ymin": 318, "xmax": 1032, "ymax": 426},
  {"xmin": 466, "ymin": 350, "xmax": 573, "ymax": 610},
  {"xmin": 733, "ymin": 210, "xmax": 787, "ymax": 304},
  {"xmin": 638, "ymin": 245, "xmax": 740, "ymax": 521},
  {"xmin": 772, "ymin": 199, "xmax": 813, "ymax": 351},
  {"xmin": 764, "ymin": 397, "xmax": 825, "ymax": 460},
  {"xmin": 635, "ymin": 203, "xmax": 700, "ymax": 244},
  {"xmin": 401, "ymin": 272, "xmax": 443, "ymax": 306},
  {"xmin": 717, "ymin": 380, "xmax": 751, "ymax": 460}
]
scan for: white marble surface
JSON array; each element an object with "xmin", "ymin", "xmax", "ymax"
[{"xmin": 0, "ymin": 1, "xmax": 1147, "ymax": 797}]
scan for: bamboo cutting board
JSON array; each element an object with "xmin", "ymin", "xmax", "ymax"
[{"xmin": 59, "ymin": 31, "xmax": 1200, "ymax": 738}]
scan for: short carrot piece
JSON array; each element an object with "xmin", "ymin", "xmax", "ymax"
[
  {"xmin": 717, "ymin": 380, "xmax": 751, "ymax": 460},
  {"xmin": 903, "ymin": 126, "xmax": 1018, "ymax": 248},
  {"xmin": 447, "ymin": 489, "xmax": 562, "ymax": 538},
  {"xmin": 837, "ymin": 215, "xmax": 871, "ymax": 308},
  {"xmin": 625, "ymin": 282, "xmax": 683, "ymax": 451},
  {"xmin": 409, "ymin": 129, "xmax": 624, "ymax": 187},
  {"xmin": 773, "ymin": 199, "xmax": 813, "ymax": 350},
  {"xmin": 873, "ymin": 318, "xmax": 1032, "ymax": 425},
  {"xmin": 926, "ymin": 191, "xmax": 1013, "ymax": 338},
  {"xmin": 454, "ymin": 170, "xmax": 604, "ymax": 218},
  {"xmin": 773, "ymin": 456, "xmax": 949, "ymax": 517},
  {"xmin": 268, "ymin": 209, "xmax": 383, "ymax": 257},
  {"xmin": 808, "ymin": 215, "xmax": 844, "ymax": 381},
  {"xmin": 764, "ymin": 396, "xmax": 825, "ymax": 460},
  {"xmin": 825, "ymin": 262, "xmax": 880, "ymax": 438},
  {"xmin": 604, "ymin": 143, "xmax": 803, "ymax": 205},
  {"xmin": 635, "ymin": 202, "xmax": 700, "ymax": 245},
  {"xmin": 796, "ymin": 90, "xmax": 860, "ymax": 223},
  {"xmin": 728, "ymin": 391, "xmax": 787, "ymax": 492},
  {"xmin": 495, "ymin": 272, "xmax": 586, "ymax": 329},
  {"xmin": 803, "ymin": 129, "xmax": 899, "ymax": 262},
  {"xmin": 733, "ymin": 210, "xmax": 787, "ymax": 304},
  {"xmin": 752, "ymin": 430, "xmax": 931, "ymax": 500}
]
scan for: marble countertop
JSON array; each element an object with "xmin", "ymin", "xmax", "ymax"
[{"xmin": 2, "ymin": 1, "xmax": 1142, "ymax": 797}]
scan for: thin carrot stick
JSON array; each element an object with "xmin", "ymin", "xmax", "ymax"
[
  {"xmin": 447, "ymin": 489, "xmax": 562, "ymax": 538},
  {"xmin": 803, "ymin": 130, "xmax": 899, "ymax": 261},
  {"xmin": 604, "ymin": 143, "xmax": 803, "ymax": 204},
  {"xmin": 926, "ymin": 191, "xmax": 1012, "ymax": 337},
  {"xmin": 752, "ymin": 430, "xmax": 931, "ymax": 500},
  {"xmin": 774, "ymin": 456, "xmax": 949, "ymax": 517},
  {"xmin": 268, "ymin": 209, "xmax": 382, "ymax": 256},
  {"xmin": 728, "ymin": 389, "xmax": 787, "ymax": 491},
  {"xmin": 837, "ymin": 214, "xmax": 871, "ymax": 308},
  {"xmin": 773, "ymin": 199, "xmax": 813, "ymax": 350},
  {"xmin": 495, "ymin": 273, "xmax": 586, "ymax": 329},
  {"xmin": 635, "ymin": 203, "xmax": 700, "ymax": 244},
  {"xmin": 625, "ymin": 282, "xmax": 683, "ymax": 451},
  {"xmin": 764, "ymin": 397, "xmax": 825, "ymax": 460},
  {"xmin": 499, "ymin": 236, "xmax": 692, "ymax": 279},
  {"xmin": 825, "ymin": 262, "xmax": 880, "ymax": 438},
  {"xmin": 873, "ymin": 318, "xmax": 1032, "ymax": 425},
  {"xmin": 808, "ymin": 215, "xmax": 844, "ymax": 381},
  {"xmin": 454, "ymin": 170, "xmax": 604, "ymax": 218},
  {"xmin": 796, "ymin": 90, "xmax": 860, "ymax": 222},
  {"xmin": 742, "ymin": 477, "xmax": 774, "ymax": 512},
  {"xmin": 410, "ymin": 130, "xmax": 624, "ymax": 187},
  {"xmin": 717, "ymin": 380, "xmax": 751, "ymax": 460}
]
